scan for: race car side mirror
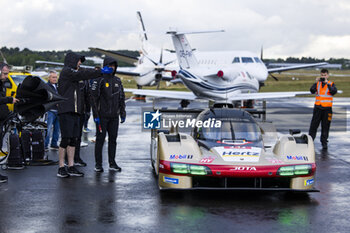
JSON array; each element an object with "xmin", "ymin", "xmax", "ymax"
[
  {"xmin": 157, "ymin": 129, "xmax": 170, "ymax": 135},
  {"xmin": 289, "ymin": 129, "xmax": 301, "ymax": 135}
]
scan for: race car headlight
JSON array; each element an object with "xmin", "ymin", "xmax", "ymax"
[
  {"xmin": 277, "ymin": 164, "xmax": 312, "ymax": 176},
  {"xmin": 294, "ymin": 165, "xmax": 312, "ymax": 175},
  {"xmin": 170, "ymin": 163, "xmax": 211, "ymax": 175},
  {"xmin": 278, "ymin": 166, "xmax": 294, "ymax": 176},
  {"xmin": 171, "ymin": 163, "xmax": 188, "ymax": 174},
  {"xmin": 189, "ymin": 165, "xmax": 207, "ymax": 175}
]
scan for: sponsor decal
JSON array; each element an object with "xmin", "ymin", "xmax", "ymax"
[
  {"xmin": 163, "ymin": 176, "xmax": 179, "ymax": 184},
  {"xmin": 224, "ymin": 146, "xmax": 251, "ymax": 149},
  {"xmin": 222, "ymin": 151, "xmax": 259, "ymax": 156},
  {"xmin": 217, "ymin": 141, "xmax": 251, "ymax": 145},
  {"xmin": 143, "ymin": 110, "xmax": 221, "ymax": 129},
  {"xmin": 143, "ymin": 110, "xmax": 162, "ymax": 129},
  {"xmin": 199, "ymin": 157, "xmax": 215, "ymax": 163},
  {"xmin": 159, "ymin": 164, "xmax": 164, "ymax": 169},
  {"xmin": 268, "ymin": 159, "xmax": 285, "ymax": 164},
  {"xmin": 230, "ymin": 167, "xmax": 257, "ymax": 171},
  {"xmin": 213, "ymin": 146, "xmax": 261, "ymax": 162},
  {"xmin": 304, "ymin": 178, "xmax": 314, "ymax": 186},
  {"xmin": 162, "ymin": 118, "xmax": 221, "ymax": 128},
  {"xmin": 169, "ymin": 154, "xmax": 193, "ymax": 160},
  {"xmin": 286, "ymin": 155, "xmax": 309, "ymax": 161},
  {"xmin": 105, "ymin": 82, "xmax": 109, "ymax": 87}
]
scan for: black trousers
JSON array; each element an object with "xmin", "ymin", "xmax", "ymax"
[
  {"xmin": 309, "ymin": 107, "xmax": 332, "ymax": 145},
  {"xmin": 74, "ymin": 114, "xmax": 85, "ymax": 161},
  {"xmin": 94, "ymin": 117, "xmax": 119, "ymax": 167}
]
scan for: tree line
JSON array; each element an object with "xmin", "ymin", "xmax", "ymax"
[
  {"xmin": 264, "ymin": 57, "xmax": 350, "ymax": 69},
  {"xmin": 1, "ymin": 47, "xmax": 349, "ymax": 69},
  {"xmin": 0, "ymin": 47, "xmax": 139, "ymax": 67}
]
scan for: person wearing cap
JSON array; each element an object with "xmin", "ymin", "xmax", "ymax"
[
  {"xmin": 91, "ymin": 56, "xmax": 126, "ymax": 173},
  {"xmin": 309, "ymin": 68, "xmax": 337, "ymax": 150},
  {"xmin": 56, "ymin": 52, "xmax": 100, "ymax": 178},
  {"xmin": 0, "ymin": 62, "xmax": 19, "ymax": 183}
]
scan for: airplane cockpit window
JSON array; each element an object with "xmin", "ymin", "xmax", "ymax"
[
  {"xmin": 232, "ymin": 57, "xmax": 240, "ymax": 63},
  {"xmin": 254, "ymin": 57, "xmax": 262, "ymax": 63},
  {"xmin": 242, "ymin": 57, "xmax": 254, "ymax": 63}
]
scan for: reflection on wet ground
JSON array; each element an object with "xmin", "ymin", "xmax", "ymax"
[{"xmin": 0, "ymin": 98, "xmax": 349, "ymax": 232}]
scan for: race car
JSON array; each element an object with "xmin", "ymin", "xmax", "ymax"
[
  {"xmin": 5, "ymin": 66, "xmax": 33, "ymax": 111},
  {"xmin": 150, "ymin": 107, "xmax": 317, "ymax": 191}
]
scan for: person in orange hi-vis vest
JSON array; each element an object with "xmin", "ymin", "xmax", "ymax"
[{"xmin": 309, "ymin": 68, "xmax": 337, "ymax": 150}]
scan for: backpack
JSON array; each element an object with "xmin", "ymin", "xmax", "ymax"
[
  {"xmin": 31, "ymin": 129, "xmax": 45, "ymax": 161},
  {"xmin": 7, "ymin": 133, "xmax": 25, "ymax": 169}
]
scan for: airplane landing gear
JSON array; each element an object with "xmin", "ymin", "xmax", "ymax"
[
  {"xmin": 135, "ymin": 85, "xmax": 146, "ymax": 101},
  {"xmin": 180, "ymin": 100, "xmax": 190, "ymax": 108}
]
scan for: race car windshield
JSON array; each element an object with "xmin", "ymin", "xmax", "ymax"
[
  {"xmin": 10, "ymin": 75, "xmax": 28, "ymax": 86},
  {"xmin": 202, "ymin": 120, "xmax": 261, "ymax": 142}
]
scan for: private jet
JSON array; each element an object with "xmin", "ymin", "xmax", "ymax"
[{"xmin": 124, "ymin": 31, "xmax": 317, "ymax": 104}]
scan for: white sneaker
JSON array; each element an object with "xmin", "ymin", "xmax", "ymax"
[{"xmin": 80, "ymin": 141, "xmax": 88, "ymax": 147}]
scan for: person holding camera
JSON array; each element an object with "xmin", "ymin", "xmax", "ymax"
[
  {"xmin": 0, "ymin": 62, "xmax": 19, "ymax": 183},
  {"xmin": 309, "ymin": 68, "xmax": 337, "ymax": 150}
]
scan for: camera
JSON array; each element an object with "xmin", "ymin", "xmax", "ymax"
[{"xmin": 320, "ymin": 77, "xmax": 325, "ymax": 82}]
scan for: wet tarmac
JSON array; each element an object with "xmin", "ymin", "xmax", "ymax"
[{"xmin": 0, "ymin": 98, "xmax": 349, "ymax": 233}]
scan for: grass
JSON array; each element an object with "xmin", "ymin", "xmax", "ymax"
[
  {"xmin": 261, "ymin": 70, "xmax": 350, "ymax": 97},
  {"xmin": 120, "ymin": 69, "xmax": 350, "ymax": 98}
]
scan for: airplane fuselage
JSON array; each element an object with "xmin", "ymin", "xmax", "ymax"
[
  {"xmin": 134, "ymin": 50, "xmax": 268, "ymax": 87},
  {"xmin": 177, "ymin": 65, "xmax": 260, "ymax": 100},
  {"xmin": 196, "ymin": 51, "xmax": 268, "ymax": 84}
]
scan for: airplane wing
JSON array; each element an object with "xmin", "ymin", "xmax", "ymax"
[
  {"xmin": 268, "ymin": 62, "xmax": 328, "ymax": 73},
  {"xmin": 36, "ymin": 60, "xmax": 143, "ymax": 76},
  {"xmin": 35, "ymin": 60, "xmax": 94, "ymax": 69},
  {"xmin": 89, "ymin": 47, "xmax": 139, "ymax": 65},
  {"xmin": 117, "ymin": 67, "xmax": 143, "ymax": 77},
  {"xmin": 36, "ymin": 61, "xmax": 64, "ymax": 66},
  {"xmin": 169, "ymin": 78, "xmax": 183, "ymax": 84},
  {"xmin": 125, "ymin": 89, "xmax": 312, "ymax": 101},
  {"xmin": 124, "ymin": 88, "xmax": 198, "ymax": 100},
  {"xmin": 227, "ymin": 91, "xmax": 311, "ymax": 101},
  {"xmin": 161, "ymin": 75, "xmax": 177, "ymax": 81}
]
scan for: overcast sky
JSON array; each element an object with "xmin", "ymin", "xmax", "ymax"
[{"xmin": 1, "ymin": 0, "xmax": 349, "ymax": 59}]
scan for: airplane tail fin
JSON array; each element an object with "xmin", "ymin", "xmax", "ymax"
[
  {"xmin": 167, "ymin": 30, "xmax": 224, "ymax": 69},
  {"xmin": 0, "ymin": 50, "xmax": 7, "ymax": 64},
  {"xmin": 136, "ymin": 11, "xmax": 150, "ymax": 55}
]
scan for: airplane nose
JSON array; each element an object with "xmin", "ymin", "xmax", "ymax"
[{"xmin": 254, "ymin": 67, "xmax": 268, "ymax": 82}]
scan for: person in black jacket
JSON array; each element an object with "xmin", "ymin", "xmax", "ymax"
[
  {"xmin": 73, "ymin": 79, "xmax": 90, "ymax": 167},
  {"xmin": 57, "ymin": 52, "xmax": 100, "ymax": 178},
  {"xmin": 0, "ymin": 62, "xmax": 18, "ymax": 183},
  {"xmin": 91, "ymin": 56, "xmax": 126, "ymax": 172}
]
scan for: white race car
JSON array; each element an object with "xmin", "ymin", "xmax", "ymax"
[{"xmin": 150, "ymin": 107, "xmax": 318, "ymax": 191}]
